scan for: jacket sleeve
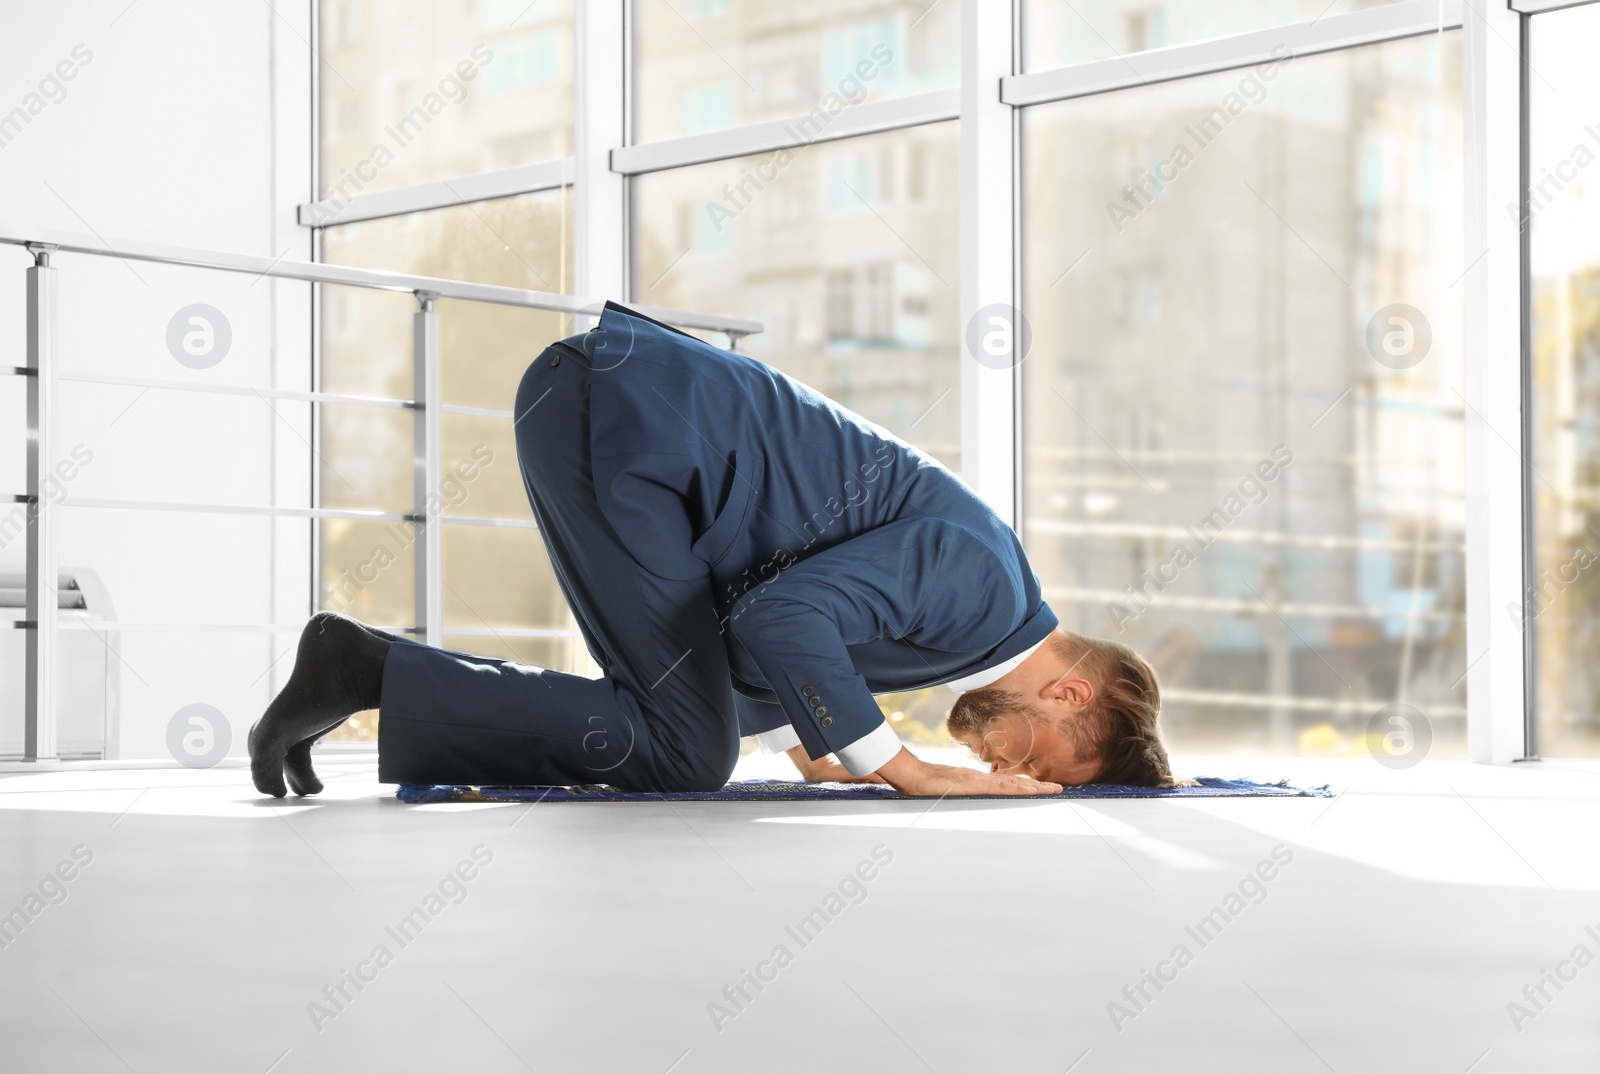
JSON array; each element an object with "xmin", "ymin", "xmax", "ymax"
[
  {"xmin": 725, "ymin": 515, "xmax": 1029, "ymax": 775},
  {"xmin": 731, "ymin": 692, "xmax": 803, "ymax": 754}
]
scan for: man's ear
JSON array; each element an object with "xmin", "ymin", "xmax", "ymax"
[{"xmin": 1041, "ymin": 673, "xmax": 1094, "ymax": 709}]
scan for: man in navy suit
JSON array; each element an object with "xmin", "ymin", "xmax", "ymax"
[{"xmin": 249, "ymin": 303, "xmax": 1175, "ymax": 798}]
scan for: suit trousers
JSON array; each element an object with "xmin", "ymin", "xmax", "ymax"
[{"xmin": 375, "ymin": 341, "xmax": 742, "ymax": 791}]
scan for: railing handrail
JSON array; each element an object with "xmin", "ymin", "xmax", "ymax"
[{"xmin": 0, "ymin": 222, "xmax": 763, "ymax": 340}]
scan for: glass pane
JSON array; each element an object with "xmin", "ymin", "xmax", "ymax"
[
  {"xmin": 1022, "ymin": 34, "xmax": 1466, "ymax": 758},
  {"xmin": 1529, "ymin": 4, "xmax": 1600, "ymax": 757},
  {"xmin": 320, "ymin": 517, "xmax": 414, "ymax": 630},
  {"xmin": 631, "ymin": 1, "xmax": 959, "ymax": 144},
  {"xmin": 321, "ymin": 187, "xmax": 572, "ymax": 290},
  {"xmin": 319, "ymin": 189, "xmax": 573, "ymax": 401},
  {"xmin": 320, "ymin": 404, "xmax": 413, "ymax": 514},
  {"xmin": 440, "ymin": 412, "xmax": 526, "ymax": 520},
  {"xmin": 442, "ymin": 526, "xmax": 579, "ymax": 635},
  {"xmin": 318, "ymin": 0, "xmax": 572, "ymax": 195},
  {"xmin": 317, "ymin": 193, "xmax": 583, "ymax": 747},
  {"xmin": 631, "ymin": 123, "xmax": 962, "ymax": 472},
  {"xmin": 1023, "ymin": 0, "xmax": 1408, "ymax": 72}
]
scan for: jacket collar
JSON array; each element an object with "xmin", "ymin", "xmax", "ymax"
[{"xmin": 944, "ymin": 604, "xmax": 1059, "ymax": 694}]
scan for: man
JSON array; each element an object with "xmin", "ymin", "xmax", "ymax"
[{"xmin": 249, "ymin": 303, "xmax": 1176, "ymax": 798}]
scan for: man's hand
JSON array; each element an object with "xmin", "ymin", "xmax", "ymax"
[
  {"xmin": 876, "ymin": 747, "xmax": 1062, "ymax": 796},
  {"xmin": 785, "ymin": 745, "xmax": 888, "ymax": 784}
]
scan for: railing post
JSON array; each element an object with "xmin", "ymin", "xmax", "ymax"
[
  {"xmin": 412, "ymin": 291, "xmax": 443, "ymax": 646},
  {"xmin": 25, "ymin": 244, "xmax": 58, "ymax": 762}
]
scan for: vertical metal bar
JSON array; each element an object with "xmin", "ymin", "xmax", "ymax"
[
  {"xmin": 412, "ymin": 291, "xmax": 443, "ymax": 646},
  {"xmin": 24, "ymin": 246, "xmax": 58, "ymax": 762},
  {"xmin": 309, "ymin": 277, "xmax": 324, "ymax": 621},
  {"xmin": 309, "ymin": 0, "xmax": 325, "ymax": 628},
  {"xmin": 1010, "ymin": 0, "xmax": 1026, "ymax": 533},
  {"xmin": 1518, "ymin": 11, "xmax": 1539, "ymax": 760}
]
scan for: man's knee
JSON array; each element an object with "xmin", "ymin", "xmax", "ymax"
[{"xmin": 655, "ymin": 736, "xmax": 738, "ymax": 793}]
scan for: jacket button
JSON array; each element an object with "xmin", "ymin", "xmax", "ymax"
[
  {"xmin": 815, "ymin": 707, "xmax": 828, "ymax": 717},
  {"xmin": 802, "ymin": 685, "xmax": 816, "ymax": 697},
  {"xmin": 820, "ymin": 716, "xmax": 833, "ymax": 728},
  {"xmin": 808, "ymin": 695, "xmax": 822, "ymax": 707},
  {"xmin": 550, "ymin": 353, "xmax": 561, "ymax": 367}
]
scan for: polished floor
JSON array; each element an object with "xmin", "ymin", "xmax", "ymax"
[{"xmin": 1, "ymin": 751, "xmax": 1598, "ymax": 1073}]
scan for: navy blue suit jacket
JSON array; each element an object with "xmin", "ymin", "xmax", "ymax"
[{"xmin": 568, "ymin": 303, "xmax": 1058, "ymax": 761}]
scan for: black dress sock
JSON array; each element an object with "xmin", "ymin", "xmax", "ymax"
[{"xmin": 248, "ymin": 612, "xmax": 393, "ymax": 797}]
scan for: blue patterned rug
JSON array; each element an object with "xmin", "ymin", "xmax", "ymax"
[{"xmin": 396, "ymin": 776, "xmax": 1332, "ymax": 804}]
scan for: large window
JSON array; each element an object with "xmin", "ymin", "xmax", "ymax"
[
  {"xmin": 1529, "ymin": 2, "xmax": 1600, "ymax": 758},
  {"xmin": 1023, "ymin": 33, "xmax": 1466, "ymax": 756},
  {"xmin": 299, "ymin": 0, "xmax": 1486, "ymax": 761}
]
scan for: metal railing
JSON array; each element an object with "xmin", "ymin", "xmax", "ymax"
[{"xmin": 0, "ymin": 222, "xmax": 762, "ymax": 762}]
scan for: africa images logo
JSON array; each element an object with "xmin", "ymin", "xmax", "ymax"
[{"xmin": 166, "ymin": 704, "xmax": 231, "ymax": 769}]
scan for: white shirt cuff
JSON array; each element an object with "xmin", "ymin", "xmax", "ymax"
[
  {"xmin": 834, "ymin": 722, "xmax": 903, "ymax": 777},
  {"xmin": 755, "ymin": 724, "xmax": 801, "ymax": 754}
]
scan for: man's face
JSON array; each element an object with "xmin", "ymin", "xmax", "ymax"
[{"xmin": 949, "ymin": 695, "xmax": 1103, "ymax": 786}]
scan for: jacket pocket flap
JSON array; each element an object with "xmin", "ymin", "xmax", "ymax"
[{"xmin": 691, "ymin": 451, "xmax": 756, "ymax": 566}]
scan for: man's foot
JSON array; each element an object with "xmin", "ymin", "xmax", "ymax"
[{"xmin": 249, "ymin": 612, "xmax": 393, "ymax": 797}]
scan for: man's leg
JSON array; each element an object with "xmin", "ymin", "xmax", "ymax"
[{"xmin": 374, "ymin": 341, "xmax": 740, "ymax": 792}]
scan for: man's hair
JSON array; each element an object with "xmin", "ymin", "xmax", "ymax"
[
  {"xmin": 947, "ymin": 632, "xmax": 1182, "ymax": 788},
  {"xmin": 1048, "ymin": 632, "xmax": 1181, "ymax": 787}
]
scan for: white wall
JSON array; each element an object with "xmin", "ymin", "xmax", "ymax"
[{"xmin": 0, "ymin": 1, "xmax": 314, "ymax": 760}]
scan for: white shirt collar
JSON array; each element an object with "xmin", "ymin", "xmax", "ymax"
[{"xmin": 944, "ymin": 637, "xmax": 1048, "ymax": 694}]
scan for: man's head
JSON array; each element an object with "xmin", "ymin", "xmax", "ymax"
[{"xmin": 946, "ymin": 631, "xmax": 1177, "ymax": 787}]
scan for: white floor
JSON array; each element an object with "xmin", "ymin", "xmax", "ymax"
[{"xmin": 2, "ymin": 753, "xmax": 1598, "ymax": 1073}]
